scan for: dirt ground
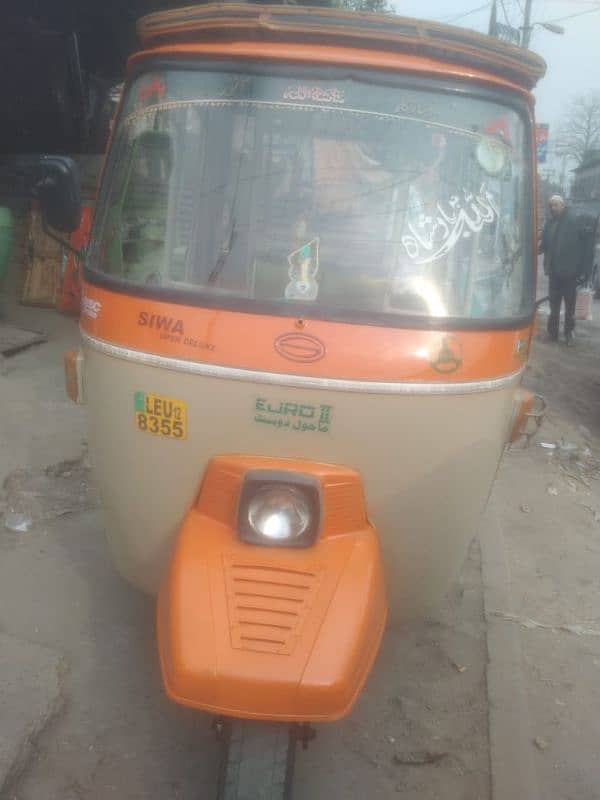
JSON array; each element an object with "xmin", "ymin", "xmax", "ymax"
[
  {"xmin": 2, "ymin": 291, "xmax": 600, "ymax": 799},
  {"xmin": 0, "ymin": 451, "xmax": 490, "ymax": 800},
  {"xmin": 1, "ymin": 508, "xmax": 490, "ymax": 800},
  {"xmin": 493, "ymin": 306, "xmax": 600, "ymax": 800},
  {"xmin": 0, "ymin": 304, "xmax": 489, "ymax": 800}
]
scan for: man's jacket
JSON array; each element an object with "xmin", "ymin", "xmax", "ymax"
[{"xmin": 540, "ymin": 207, "xmax": 586, "ymax": 279}]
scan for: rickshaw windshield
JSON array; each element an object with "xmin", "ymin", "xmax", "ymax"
[{"xmin": 88, "ymin": 69, "xmax": 534, "ymax": 324}]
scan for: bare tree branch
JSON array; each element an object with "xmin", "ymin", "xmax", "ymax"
[{"xmin": 555, "ymin": 92, "xmax": 600, "ymax": 165}]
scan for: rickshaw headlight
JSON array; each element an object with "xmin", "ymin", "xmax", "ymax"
[
  {"xmin": 248, "ymin": 486, "xmax": 310, "ymax": 540},
  {"xmin": 237, "ymin": 472, "xmax": 321, "ymax": 547}
]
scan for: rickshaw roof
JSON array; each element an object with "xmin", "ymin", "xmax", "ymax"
[{"xmin": 137, "ymin": 3, "xmax": 546, "ymax": 91}]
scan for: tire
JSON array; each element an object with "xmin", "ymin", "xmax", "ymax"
[{"xmin": 217, "ymin": 719, "xmax": 296, "ymax": 800}]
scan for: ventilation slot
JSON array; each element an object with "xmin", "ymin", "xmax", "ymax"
[{"xmin": 225, "ymin": 562, "xmax": 319, "ymax": 654}]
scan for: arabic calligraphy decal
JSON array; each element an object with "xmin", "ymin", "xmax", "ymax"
[
  {"xmin": 254, "ymin": 397, "xmax": 333, "ymax": 434},
  {"xmin": 402, "ymin": 184, "xmax": 499, "ymax": 265}
]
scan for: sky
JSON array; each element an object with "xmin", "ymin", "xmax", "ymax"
[{"xmin": 389, "ymin": 0, "xmax": 600, "ymax": 177}]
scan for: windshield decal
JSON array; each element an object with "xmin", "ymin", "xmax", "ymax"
[
  {"xmin": 219, "ymin": 76, "xmax": 252, "ymax": 99},
  {"xmin": 283, "ymin": 85, "xmax": 345, "ymax": 104},
  {"xmin": 122, "ymin": 99, "xmax": 482, "ymax": 142},
  {"xmin": 401, "ymin": 184, "xmax": 499, "ymax": 265},
  {"xmin": 484, "ymin": 117, "xmax": 512, "ymax": 146},
  {"xmin": 138, "ymin": 75, "xmax": 166, "ymax": 105},
  {"xmin": 82, "ymin": 293, "xmax": 102, "ymax": 320},
  {"xmin": 393, "ymin": 100, "xmax": 438, "ymax": 119},
  {"xmin": 285, "ymin": 239, "xmax": 320, "ymax": 301}
]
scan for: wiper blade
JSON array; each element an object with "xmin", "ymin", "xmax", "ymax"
[{"xmin": 207, "ymin": 218, "xmax": 236, "ymax": 285}]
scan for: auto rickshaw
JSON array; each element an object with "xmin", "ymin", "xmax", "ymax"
[{"xmin": 37, "ymin": 5, "xmax": 546, "ymax": 797}]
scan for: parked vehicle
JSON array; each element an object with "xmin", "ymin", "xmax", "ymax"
[{"xmin": 35, "ymin": 5, "xmax": 546, "ymax": 797}]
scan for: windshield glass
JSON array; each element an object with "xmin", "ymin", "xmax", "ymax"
[{"xmin": 88, "ymin": 68, "xmax": 533, "ymax": 324}]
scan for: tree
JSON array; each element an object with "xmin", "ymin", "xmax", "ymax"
[
  {"xmin": 555, "ymin": 92, "xmax": 600, "ymax": 166},
  {"xmin": 334, "ymin": 0, "xmax": 393, "ymax": 12}
]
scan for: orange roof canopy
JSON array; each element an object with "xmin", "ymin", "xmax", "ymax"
[{"xmin": 137, "ymin": 3, "xmax": 546, "ymax": 90}]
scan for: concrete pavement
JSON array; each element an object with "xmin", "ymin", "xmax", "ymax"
[
  {"xmin": 2, "ymin": 287, "xmax": 600, "ymax": 798},
  {"xmin": 0, "ymin": 635, "xmax": 64, "ymax": 797}
]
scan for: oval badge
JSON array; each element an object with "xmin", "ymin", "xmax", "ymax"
[{"xmin": 274, "ymin": 333, "xmax": 326, "ymax": 363}]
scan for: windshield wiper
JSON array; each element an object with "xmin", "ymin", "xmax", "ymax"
[{"xmin": 207, "ymin": 217, "xmax": 236, "ymax": 285}]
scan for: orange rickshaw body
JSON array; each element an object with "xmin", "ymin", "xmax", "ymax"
[{"xmin": 74, "ymin": 5, "xmax": 545, "ymax": 719}]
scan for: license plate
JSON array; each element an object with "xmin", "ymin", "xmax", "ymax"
[{"xmin": 134, "ymin": 392, "xmax": 186, "ymax": 439}]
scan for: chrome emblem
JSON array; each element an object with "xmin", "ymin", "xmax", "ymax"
[{"xmin": 430, "ymin": 336, "xmax": 463, "ymax": 374}]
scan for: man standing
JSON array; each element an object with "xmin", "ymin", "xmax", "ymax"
[{"xmin": 539, "ymin": 195, "xmax": 586, "ymax": 346}]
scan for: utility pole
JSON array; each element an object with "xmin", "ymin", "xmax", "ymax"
[
  {"xmin": 521, "ymin": 0, "xmax": 533, "ymax": 48},
  {"xmin": 488, "ymin": 0, "xmax": 497, "ymax": 36}
]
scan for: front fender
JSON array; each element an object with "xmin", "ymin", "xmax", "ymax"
[{"xmin": 157, "ymin": 455, "xmax": 387, "ymax": 722}]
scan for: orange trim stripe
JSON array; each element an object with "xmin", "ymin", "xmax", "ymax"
[{"xmin": 80, "ymin": 282, "xmax": 532, "ymax": 383}]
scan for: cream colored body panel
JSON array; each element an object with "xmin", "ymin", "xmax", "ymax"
[{"xmin": 83, "ymin": 344, "xmax": 516, "ymax": 618}]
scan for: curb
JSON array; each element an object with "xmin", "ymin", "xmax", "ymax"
[{"xmin": 479, "ymin": 506, "xmax": 540, "ymax": 800}]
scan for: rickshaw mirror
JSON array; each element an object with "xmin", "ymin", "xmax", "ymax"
[
  {"xmin": 34, "ymin": 156, "xmax": 81, "ymax": 234},
  {"xmin": 475, "ymin": 136, "xmax": 507, "ymax": 176}
]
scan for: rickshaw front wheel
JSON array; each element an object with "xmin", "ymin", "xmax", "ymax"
[{"xmin": 217, "ymin": 719, "xmax": 297, "ymax": 800}]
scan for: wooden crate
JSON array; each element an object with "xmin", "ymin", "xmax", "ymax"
[{"xmin": 20, "ymin": 209, "xmax": 64, "ymax": 307}]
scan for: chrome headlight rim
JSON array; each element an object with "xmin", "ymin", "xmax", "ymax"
[{"xmin": 236, "ymin": 470, "xmax": 322, "ymax": 548}]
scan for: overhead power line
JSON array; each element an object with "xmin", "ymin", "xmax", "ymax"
[
  {"xmin": 440, "ymin": 3, "xmax": 491, "ymax": 23},
  {"xmin": 440, "ymin": 1, "xmax": 600, "ymax": 30},
  {"xmin": 541, "ymin": 6, "xmax": 600, "ymax": 24}
]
